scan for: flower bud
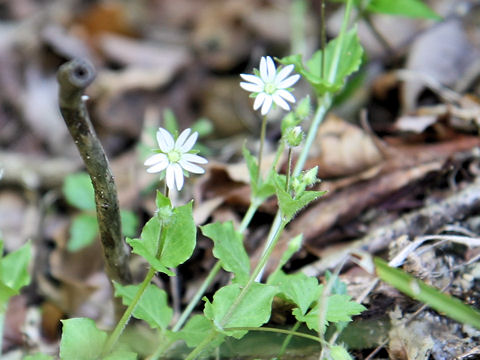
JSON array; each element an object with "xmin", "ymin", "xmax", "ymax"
[
  {"xmin": 285, "ymin": 126, "xmax": 304, "ymax": 148},
  {"xmin": 156, "ymin": 206, "xmax": 173, "ymax": 222},
  {"xmin": 295, "ymin": 96, "xmax": 311, "ymax": 120},
  {"xmin": 303, "ymin": 166, "xmax": 318, "ymax": 186}
]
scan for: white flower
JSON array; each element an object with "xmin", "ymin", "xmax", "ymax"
[
  {"xmin": 240, "ymin": 56, "xmax": 300, "ymax": 115},
  {"xmin": 144, "ymin": 128, "xmax": 208, "ymax": 191}
]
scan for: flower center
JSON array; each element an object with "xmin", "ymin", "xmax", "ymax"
[
  {"xmin": 264, "ymin": 82, "xmax": 277, "ymax": 95},
  {"xmin": 168, "ymin": 149, "xmax": 182, "ymax": 163}
]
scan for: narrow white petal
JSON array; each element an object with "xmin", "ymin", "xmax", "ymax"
[
  {"xmin": 240, "ymin": 74, "xmax": 264, "ymax": 86},
  {"xmin": 253, "ymin": 92, "xmax": 266, "ymax": 110},
  {"xmin": 144, "ymin": 153, "xmax": 168, "ymax": 166},
  {"xmin": 266, "ymin": 56, "xmax": 276, "ymax": 82},
  {"xmin": 276, "ymin": 89, "xmax": 296, "ymax": 103},
  {"xmin": 278, "ymin": 74, "xmax": 300, "ymax": 89},
  {"xmin": 272, "ymin": 93, "xmax": 291, "ymax": 111},
  {"xmin": 147, "ymin": 159, "xmax": 169, "ymax": 173},
  {"xmin": 259, "ymin": 57, "xmax": 268, "ymax": 82},
  {"xmin": 240, "ymin": 82, "xmax": 264, "ymax": 93},
  {"xmin": 166, "ymin": 165, "xmax": 175, "ymax": 190},
  {"xmin": 179, "ymin": 131, "xmax": 198, "ymax": 152},
  {"xmin": 157, "ymin": 128, "xmax": 174, "ymax": 152},
  {"xmin": 172, "ymin": 163, "xmax": 184, "ymax": 190},
  {"xmin": 261, "ymin": 95, "xmax": 273, "ymax": 115},
  {"xmin": 176, "ymin": 128, "xmax": 191, "ymax": 149},
  {"xmin": 183, "ymin": 153, "xmax": 208, "ymax": 164},
  {"xmin": 275, "ymin": 64, "xmax": 295, "ymax": 83},
  {"xmin": 179, "ymin": 160, "xmax": 205, "ymax": 174}
]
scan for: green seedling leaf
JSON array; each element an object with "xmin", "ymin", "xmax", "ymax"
[
  {"xmin": 0, "ymin": 241, "xmax": 31, "ymax": 293},
  {"xmin": 375, "ymin": 257, "xmax": 480, "ymax": 330},
  {"xmin": 330, "ymin": 345, "xmax": 353, "ymax": 360},
  {"xmin": 201, "ymin": 222, "xmax": 250, "ymax": 285},
  {"xmin": 60, "ymin": 318, "xmax": 107, "ymax": 360},
  {"xmin": 163, "ymin": 108, "xmax": 179, "ymax": 135},
  {"xmin": 127, "ymin": 201, "xmax": 196, "ymax": 275},
  {"xmin": 127, "ymin": 218, "xmax": 172, "ymax": 276},
  {"xmin": 280, "ymin": 28, "xmax": 363, "ymax": 96},
  {"xmin": 176, "ymin": 314, "xmax": 224, "ymax": 348},
  {"xmin": 63, "ymin": 172, "xmax": 96, "ymax": 211},
  {"xmin": 269, "ymin": 271, "xmax": 320, "ymax": 316},
  {"xmin": 24, "ymin": 354, "xmax": 54, "ymax": 360},
  {"xmin": 120, "ymin": 210, "xmax": 138, "ymax": 238},
  {"xmin": 192, "ymin": 117, "xmax": 214, "ymax": 137},
  {"xmin": 204, "ymin": 283, "xmax": 278, "ymax": 339},
  {"xmin": 0, "ymin": 282, "xmax": 16, "ymax": 312},
  {"xmin": 274, "ymin": 174, "xmax": 325, "ymax": 222},
  {"xmin": 114, "ymin": 282, "xmax": 172, "ymax": 330},
  {"xmin": 242, "ymin": 145, "xmax": 275, "ymax": 200},
  {"xmin": 294, "ymin": 294, "xmax": 365, "ymax": 333},
  {"xmin": 68, "ymin": 214, "xmax": 99, "ymax": 252},
  {"xmin": 363, "ymin": 0, "xmax": 441, "ymax": 20}
]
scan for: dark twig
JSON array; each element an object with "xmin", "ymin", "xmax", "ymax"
[{"xmin": 57, "ymin": 59, "xmax": 132, "ymax": 291}]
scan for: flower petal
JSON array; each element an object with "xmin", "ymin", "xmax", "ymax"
[
  {"xmin": 272, "ymin": 93, "xmax": 291, "ymax": 111},
  {"xmin": 240, "ymin": 82, "xmax": 264, "ymax": 93},
  {"xmin": 277, "ymin": 74, "xmax": 300, "ymax": 89},
  {"xmin": 157, "ymin": 128, "xmax": 174, "ymax": 152},
  {"xmin": 176, "ymin": 128, "xmax": 191, "ymax": 149},
  {"xmin": 276, "ymin": 89, "xmax": 296, "ymax": 103},
  {"xmin": 253, "ymin": 92, "xmax": 266, "ymax": 110},
  {"xmin": 259, "ymin": 57, "xmax": 268, "ymax": 82},
  {"xmin": 261, "ymin": 95, "xmax": 273, "ymax": 115},
  {"xmin": 275, "ymin": 64, "xmax": 295, "ymax": 83},
  {"xmin": 182, "ymin": 153, "xmax": 208, "ymax": 164},
  {"xmin": 165, "ymin": 165, "xmax": 176, "ymax": 190},
  {"xmin": 240, "ymin": 73, "xmax": 264, "ymax": 86},
  {"xmin": 172, "ymin": 163, "xmax": 184, "ymax": 190},
  {"xmin": 179, "ymin": 131, "xmax": 198, "ymax": 152},
  {"xmin": 179, "ymin": 159, "xmax": 205, "ymax": 174},
  {"xmin": 144, "ymin": 153, "xmax": 168, "ymax": 166},
  {"xmin": 147, "ymin": 158, "xmax": 169, "ymax": 173},
  {"xmin": 266, "ymin": 56, "xmax": 276, "ymax": 82}
]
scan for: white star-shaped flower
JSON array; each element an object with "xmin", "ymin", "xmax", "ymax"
[
  {"xmin": 144, "ymin": 127, "xmax": 208, "ymax": 191},
  {"xmin": 240, "ymin": 56, "xmax": 300, "ymax": 115}
]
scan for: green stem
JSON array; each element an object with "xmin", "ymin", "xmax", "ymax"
[
  {"xmin": 225, "ymin": 326, "xmax": 322, "ymax": 345},
  {"xmin": 291, "ymin": 0, "xmax": 307, "ymax": 55},
  {"xmin": 0, "ymin": 311, "xmax": 4, "ymax": 356},
  {"xmin": 279, "ymin": 321, "xmax": 301, "ymax": 357},
  {"xmin": 285, "ymin": 147, "xmax": 293, "ymax": 192},
  {"xmin": 184, "ymin": 330, "xmax": 218, "ymax": 360},
  {"xmin": 321, "ymin": 0, "xmax": 326, "ymax": 79},
  {"xmin": 257, "ymin": 115, "xmax": 268, "ymax": 186},
  {"xmin": 102, "ymin": 267, "xmax": 156, "ymax": 356}
]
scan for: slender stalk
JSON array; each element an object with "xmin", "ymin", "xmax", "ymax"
[
  {"xmin": 102, "ymin": 267, "xmax": 156, "ymax": 356},
  {"xmin": 224, "ymin": 326, "xmax": 322, "ymax": 344},
  {"xmin": 278, "ymin": 321, "xmax": 301, "ymax": 357},
  {"xmin": 291, "ymin": 0, "xmax": 307, "ymax": 55},
  {"xmin": 184, "ymin": 330, "xmax": 218, "ymax": 360},
  {"xmin": 0, "ymin": 311, "xmax": 4, "ymax": 356},
  {"xmin": 321, "ymin": 0, "xmax": 326, "ymax": 79},
  {"xmin": 285, "ymin": 147, "xmax": 293, "ymax": 192},
  {"xmin": 257, "ymin": 115, "xmax": 268, "ymax": 186}
]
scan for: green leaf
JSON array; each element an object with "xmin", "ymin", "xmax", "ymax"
[
  {"xmin": 60, "ymin": 318, "xmax": 107, "ymax": 360},
  {"xmin": 269, "ymin": 271, "xmax": 320, "ymax": 316},
  {"xmin": 113, "ymin": 282, "xmax": 172, "ymax": 330},
  {"xmin": 280, "ymin": 28, "xmax": 363, "ymax": 96},
  {"xmin": 204, "ymin": 283, "xmax": 278, "ymax": 339},
  {"xmin": 163, "ymin": 108, "xmax": 179, "ymax": 135},
  {"xmin": 242, "ymin": 145, "xmax": 275, "ymax": 200},
  {"xmin": 176, "ymin": 315, "xmax": 224, "ymax": 348},
  {"xmin": 120, "ymin": 210, "xmax": 138, "ymax": 238},
  {"xmin": 24, "ymin": 354, "xmax": 55, "ymax": 360},
  {"xmin": 274, "ymin": 175, "xmax": 326, "ymax": 221},
  {"xmin": 365, "ymin": 0, "xmax": 441, "ymax": 20},
  {"xmin": 0, "ymin": 282, "xmax": 16, "ymax": 312},
  {"xmin": 127, "ymin": 202, "xmax": 196, "ymax": 275},
  {"xmin": 191, "ymin": 117, "xmax": 214, "ymax": 137},
  {"xmin": 294, "ymin": 294, "xmax": 365, "ymax": 333},
  {"xmin": 104, "ymin": 351, "xmax": 137, "ymax": 360},
  {"xmin": 201, "ymin": 222, "xmax": 250, "ymax": 285},
  {"xmin": 330, "ymin": 345, "xmax": 353, "ymax": 360},
  {"xmin": 159, "ymin": 201, "xmax": 196, "ymax": 268},
  {"xmin": 62, "ymin": 173, "xmax": 96, "ymax": 211},
  {"xmin": 375, "ymin": 257, "xmax": 480, "ymax": 330},
  {"xmin": 155, "ymin": 190, "xmax": 171, "ymax": 210},
  {"xmin": 68, "ymin": 214, "xmax": 99, "ymax": 252},
  {"xmin": 0, "ymin": 241, "xmax": 31, "ymax": 292}
]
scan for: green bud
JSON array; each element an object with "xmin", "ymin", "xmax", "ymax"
[
  {"xmin": 295, "ymin": 96, "xmax": 311, "ymax": 120},
  {"xmin": 303, "ymin": 166, "xmax": 318, "ymax": 186},
  {"xmin": 291, "ymin": 177, "xmax": 303, "ymax": 194},
  {"xmin": 285, "ymin": 126, "xmax": 304, "ymax": 147},
  {"xmin": 156, "ymin": 206, "xmax": 173, "ymax": 222},
  {"xmin": 281, "ymin": 112, "xmax": 297, "ymax": 134}
]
